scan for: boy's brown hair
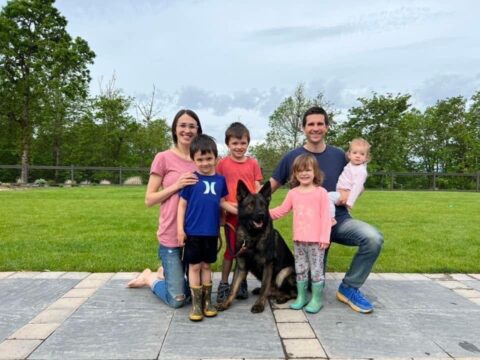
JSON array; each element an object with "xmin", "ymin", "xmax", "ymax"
[{"xmin": 225, "ymin": 122, "xmax": 250, "ymax": 145}]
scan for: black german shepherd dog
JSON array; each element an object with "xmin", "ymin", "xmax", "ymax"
[{"xmin": 216, "ymin": 180, "xmax": 297, "ymax": 313}]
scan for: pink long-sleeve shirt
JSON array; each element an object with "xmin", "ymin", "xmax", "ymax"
[
  {"xmin": 269, "ymin": 187, "xmax": 331, "ymax": 245},
  {"xmin": 336, "ymin": 162, "xmax": 368, "ymax": 208}
]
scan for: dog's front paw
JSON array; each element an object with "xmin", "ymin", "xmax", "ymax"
[
  {"xmin": 215, "ymin": 303, "xmax": 229, "ymax": 312},
  {"xmin": 275, "ymin": 294, "xmax": 290, "ymax": 304},
  {"xmin": 251, "ymin": 303, "xmax": 265, "ymax": 313}
]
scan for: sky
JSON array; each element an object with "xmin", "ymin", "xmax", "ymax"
[{"xmin": 2, "ymin": 0, "xmax": 480, "ymax": 150}]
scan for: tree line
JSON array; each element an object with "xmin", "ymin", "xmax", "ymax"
[
  {"xmin": 251, "ymin": 85, "xmax": 479, "ymax": 178},
  {"xmin": 1, "ymin": 1, "xmax": 479, "ymax": 185}
]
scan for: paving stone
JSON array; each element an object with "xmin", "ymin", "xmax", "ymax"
[
  {"xmin": 62, "ymin": 287, "xmax": 97, "ymax": 298},
  {"xmin": 84, "ymin": 272, "xmax": 115, "ymax": 281},
  {"xmin": 111, "ymin": 272, "xmax": 138, "ymax": 280},
  {"xmin": 8, "ymin": 272, "xmax": 42, "ymax": 279},
  {"xmin": 326, "ymin": 272, "xmax": 345, "ymax": 280},
  {"xmin": 424, "ymin": 273, "xmax": 449, "ymax": 280},
  {"xmin": 60, "ymin": 272, "xmax": 90, "ymax": 280},
  {"xmin": 464, "ymin": 280, "xmax": 480, "ymax": 292},
  {"xmin": 30, "ymin": 281, "xmax": 173, "ymax": 360},
  {"xmin": 469, "ymin": 298, "xmax": 480, "ymax": 305},
  {"xmin": 436, "ymin": 280, "xmax": 470, "ymax": 289},
  {"xmin": 273, "ymin": 309, "xmax": 307, "ymax": 322},
  {"xmin": 0, "ymin": 272, "xmax": 14, "ymax": 279},
  {"xmin": 283, "ymin": 338, "xmax": 326, "ymax": 358},
  {"xmin": 0, "ymin": 278, "xmax": 78, "ymax": 342},
  {"xmin": 277, "ymin": 322, "xmax": 316, "ymax": 338},
  {"xmin": 30, "ymin": 309, "xmax": 76, "ymax": 324},
  {"xmin": 376, "ymin": 273, "xmax": 407, "ymax": 280},
  {"xmin": 8, "ymin": 323, "xmax": 59, "ymax": 340},
  {"xmin": 402, "ymin": 273, "xmax": 429, "ymax": 280},
  {"xmin": 468, "ymin": 273, "xmax": 480, "ymax": 280},
  {"xmin": 0, "ymin": 339, "xmax": 42, "ymax": 360},
  {"xmin": 365, "ymin": 273, "xmax": 383, "ymax": 280},
  {"xmin": 47, "ymin": 297, "xmax": 87, "ymax": 310},
  {"xmin": 160, "ymin": 295, "xmax": 284, "ymax": 360},
  {"xmin": 454, "ymin": 289, "xmax": 480, "ymax": 298},
  {"xmin": 451, "ymin": 273, "xmax": 475, "ymax": 281},
  {"xmin": 308, "ymin": 279, "xmax": 480, "ymax": 359},
  {"xmin": 34, "ymin": 272, "xmax": 65, "ymax": 279},
  {"xmin": 74, "ymin": 279, "xmax": 108, "ymax": 288}
]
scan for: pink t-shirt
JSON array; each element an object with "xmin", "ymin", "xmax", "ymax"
[
  {"xmin": 270, "ymin": 187, "xmax": 331, "ymax": 245},
  {"xmin": 336, "ymin": 162, "xmax": 367, "ymax": 208},
  {"xmin": 150, "ymin": 149, "xmax": 197, "ymax": 247}
]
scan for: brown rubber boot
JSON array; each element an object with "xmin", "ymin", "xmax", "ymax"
[
  {"xmin": 202, "ymin": 283, "xmax": 218, "ymax": 317},
  {"xmin": 189, "ymin": 286, "xmax": 203, "ymax": 321}
]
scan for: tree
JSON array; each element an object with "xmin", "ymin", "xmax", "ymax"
[
  {"xmin": 251, "ymin": 83, "xmax": 335, "ymax": 170},
  {"xmin": 0, "ymin": 0, "xmax": 94, "ymax": 182},
  {"xmin": 338, "ymin": 93, "xmax": 414, "ymax": 172}
]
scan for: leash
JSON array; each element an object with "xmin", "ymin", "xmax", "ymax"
[{"xmin": 224, "ymin": 222, "xmax": 247, "ymax": 258}]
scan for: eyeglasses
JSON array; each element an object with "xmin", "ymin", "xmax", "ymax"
[{"xmin": 177, "ymin": 123, "xmax": 198, "ymax": 130}]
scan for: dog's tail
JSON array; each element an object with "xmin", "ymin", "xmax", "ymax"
[{"xmin": 275, "ymin": 266, "xmax": 295, "ymax": 288}]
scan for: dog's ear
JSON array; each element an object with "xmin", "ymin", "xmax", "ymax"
[
  {"xmin": 259, "ymin": 181, "xmax": 272, "ymax": 203},
  {"xmin": 236, "ymin": 179, "xmax": 250, "ymax": 202}
]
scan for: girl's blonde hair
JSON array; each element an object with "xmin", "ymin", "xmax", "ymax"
[
  {"xmin": 348, "ymin": 138, "xmax": 372, "ymax": 162},
  {"xmin": 289, "ymin": 154, "xmax": 324, "ymax": 188}
]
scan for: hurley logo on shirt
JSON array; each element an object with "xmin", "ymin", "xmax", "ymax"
[{"xmin": 202, "ymin": 181, "xmax": 217, "ymax": 195}]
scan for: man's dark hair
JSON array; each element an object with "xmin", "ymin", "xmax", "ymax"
[
  {"xmin": 190, "ymin": 134, "xmax": 218, "ymax": 159},
  {"xmin": 302, "ymin": 106, "xmax": 329, "ymax": 127},
  {"xmin": 171, "ymin": 109, "xmax": 203, "ymax": 144},
  {"xmin": 225, "ymin": 122, "xmax": 250, "ymax": 144}
]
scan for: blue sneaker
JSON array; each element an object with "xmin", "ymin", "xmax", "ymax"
[{"xmin": 336, "ymin": 283, "xmax": 373, "ymax": 313}]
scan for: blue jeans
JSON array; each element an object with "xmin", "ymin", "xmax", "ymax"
[
  {"xmin": 152, "ymin": 246, "xmax": 189, "ymax": 308},
  {"xmin": 328, "ymin": 218, "xmax": 384, "ymax": 289}
]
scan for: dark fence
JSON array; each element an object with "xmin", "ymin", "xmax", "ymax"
[
  {"xmin": 0, "ymin": 165, "xmax": 149, "ymax": 185},
  {"xmin": 0, "ymin": 165, "xmax": 479, "ymax": 191}
]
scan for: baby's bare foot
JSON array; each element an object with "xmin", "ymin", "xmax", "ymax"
[
  {"xmin": 127, "ymin": 269, "xmax": 152, "ymax": 288},
  {"xmin": 157, "ymin": 266, "xmax": 164, "ymax": 279}
]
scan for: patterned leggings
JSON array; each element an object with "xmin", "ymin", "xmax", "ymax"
[{"xmin": 294, "ymin": 241, "xmax": 326, "ymax": 283}]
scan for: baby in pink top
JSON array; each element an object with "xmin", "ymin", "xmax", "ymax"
[{"xmin": 329, "ymin": 138, "xmax": 371, "ymax": 219}]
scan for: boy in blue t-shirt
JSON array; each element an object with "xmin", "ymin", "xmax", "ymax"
[{"xmin": 177, "ymin": 134, "xmax": 237, "ymax": 321}]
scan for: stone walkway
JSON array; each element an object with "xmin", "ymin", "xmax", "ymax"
[{"xmin": 1, "ymin": 272, "xmax": 480, "ymax": 359}]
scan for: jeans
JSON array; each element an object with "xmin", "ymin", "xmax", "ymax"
[
  {"xmin": 151, "ymin": 246, "xmax": 188, "ymax": 308},
  {"xmin": 328, "ymin": 218, "xmax": 384, "ymax": 289}
]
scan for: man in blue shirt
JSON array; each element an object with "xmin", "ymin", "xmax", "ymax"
[{"xmin": 270, "ymin": 106, "xmax": 383, "ymax": 313}]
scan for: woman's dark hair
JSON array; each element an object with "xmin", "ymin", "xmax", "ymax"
[
  {"xmin": 302, "ymin": 106, "xmax": 329, "ymax": 127},
  {"xmin": 189, "ymin": 134, "xmax": 218, "ymax": 159},
  {"xmin": 171, "ymin": 109, "xmax": 203, "ymax": 144}
]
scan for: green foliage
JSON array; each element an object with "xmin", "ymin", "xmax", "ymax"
[
  {"xmin": 252, "ymin": 83, "xmax": 336, "ymax": 170},
  {"xmin": 0, "ymin": 0, "xmax": 95, "ymax": 182},
  {"xmin": 338, "ymin": 93, "xmax": 414, "ymax": 172}
]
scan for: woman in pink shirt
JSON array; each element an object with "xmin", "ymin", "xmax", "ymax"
[
  {"xmin": 270, "ymin": 154, "xmax": 331, "ymax": 313},
  {"xmin": 127, "ymin": 109, "xmax": 202, "ymax": 308}
]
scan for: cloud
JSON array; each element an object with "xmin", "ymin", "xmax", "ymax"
[
  {"xmin": 246, "ymin": 6, "xmax": 446, "ymax": 45},
  {"xmin": 415, "ymin": 73, "xmax": 480, "ymax": 108},
  {"xmin": 175, "ymin": 86, "xmax": 289, "ymax": 117}
]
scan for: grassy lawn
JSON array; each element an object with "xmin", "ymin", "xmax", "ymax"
[{"xmin": 1, "ymin": 186, "xmax": 479, "ymax": 273}]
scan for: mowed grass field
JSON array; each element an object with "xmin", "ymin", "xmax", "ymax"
[{"xmin": 0, "ymin": 186, "xmax": 479, "ymax": 273}]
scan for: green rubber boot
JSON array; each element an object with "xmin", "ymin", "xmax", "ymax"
[
  {"xmin": 290, "ymin": 280, "xmax": 309, "ymax": 310},
  {"xmin": 305, "ymin": 281, "xmax": 324, "ymax": 314}
]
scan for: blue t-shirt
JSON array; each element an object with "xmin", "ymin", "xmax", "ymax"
[
  {"xmin": 271, "ymin": 145, "xmax": 350, "ymax": 224},
  {"xmin": 180, "ymin": 172, "xmax": 228, "ymax": 236}
]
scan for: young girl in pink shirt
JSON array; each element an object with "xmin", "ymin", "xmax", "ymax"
[{"xmin": 270, "ymin": 154, "xmax": 331, "ymax": 313}]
